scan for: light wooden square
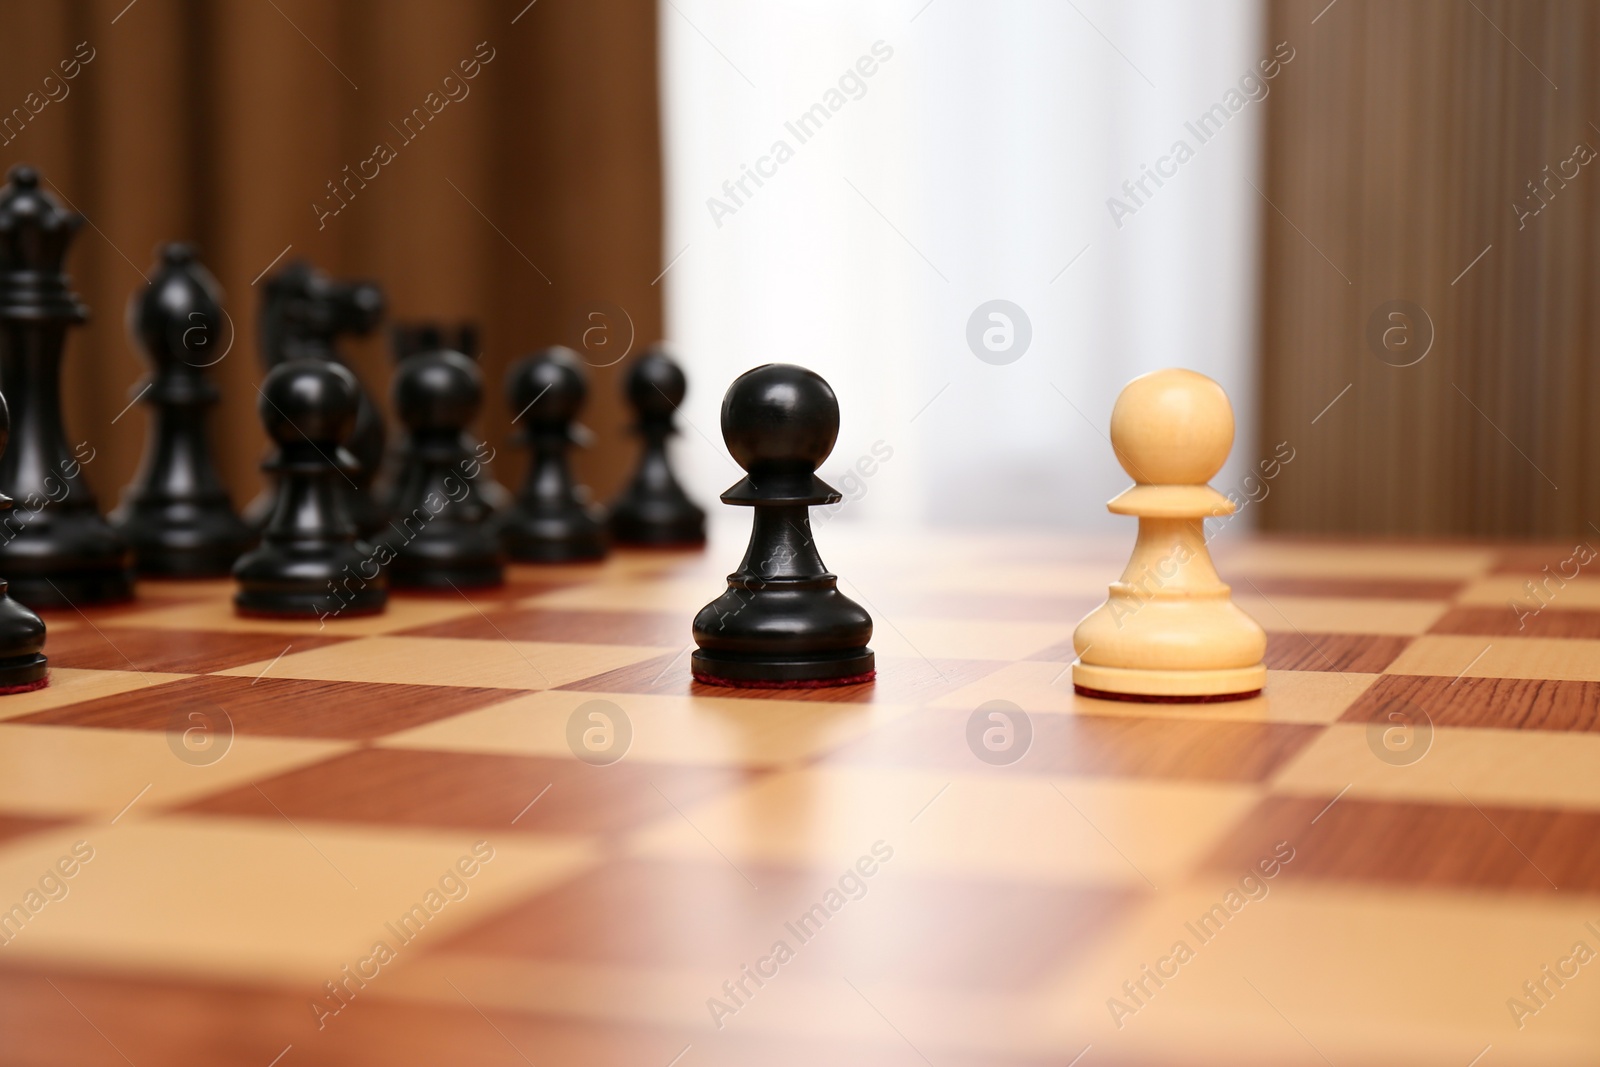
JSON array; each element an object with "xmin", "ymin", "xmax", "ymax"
[
  {"xmin": 380, "ymin": 688, "xmax": 916, "ymax": 767},
  {"xmin": 1387, "ymin": 635, "xmax": 1600, "ymax": 682},
  {"xmin": 626, "ymin": 766, "xmax": 1259, "ymax": 888},
  {"xmin": 1234, "ymin": 593, "xmax": 1448, "ymax": 635},
  {"xmin": 1272, "ymin": 722, "xmax": 1600, "ymax": 810},
  {"xmin": 215, "ymin": 635, "xmax": 670, "ymax": 689},
  {"xmin": 0, "ymin": 724, "xmax": 348, "ymax": 818},
  {"xmin": 0, "ymin": 816, "xmax": 595, "ymax": 982}
]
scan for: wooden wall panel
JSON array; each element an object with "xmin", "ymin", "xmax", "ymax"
[
  {"xmin": 1260, "ymin": 0, "xmax": 1600, "ymax": 537},
  {"xmin": 0, "ymin": 0, "xmax": 662, "ymax": 510}
]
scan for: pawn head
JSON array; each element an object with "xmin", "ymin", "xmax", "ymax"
[
  {"xmin": 395, "ymin": 349, "xmax": 481, "ymax": 431},
  {"xmin": 132, "ymin": 243, "xmax": 226, "ymax": 369},
  {"xmin": 508, "ymin": 346, "xmax": 587, "ymax": 428},
  {"xmin": 626, "ymin": 345, "xmax": 686, "ymax": 417},
  {"xmin": 259, "ymin": 359, "xmax": 360, "ymax": 446},
  {"xmin": 721, "ymin": 363, "xmax": 839, "ymax": 477},
  {"xmin": 1110, "ymin": 368, "xmax": 1234, "ymax": 485}
]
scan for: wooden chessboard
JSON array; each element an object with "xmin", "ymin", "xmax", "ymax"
[{"xmin": 1, "ymin": 527, "xmax": 1598, "ymax": 1066}]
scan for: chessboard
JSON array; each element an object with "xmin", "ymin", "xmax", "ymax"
[{"xmin": 0, "ymin": 526, "xmax": 1597, "ymax": 1067}]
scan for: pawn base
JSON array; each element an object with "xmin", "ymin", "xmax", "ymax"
[
  {"xmin": 390, "ymin": 561, "xmax": 505, "ymax": 591},
  {"xmin": 498, "ymin": 505, "xmax": 608, "ymax": 564},
  {"xmin": 7, "ymin": 569, "xmax": 134, "ymax": 609},
  {"xmin": 0, "ymin": 652, "xmax": 48, "ymax": 693},
  {"xmin": 610, "ymin": 513, "xmax": 706, "ymax": 548},
  {"xmin": 691, "ymin": 647, "xmax": 875, "ymax": 689},
  {"xmin": 502, "ymin": 535, "xmax": 607, "ymax": 564},
  {"xmin": 132, "ymin": 545, "xmax": 253, "ymax": 579},
  {"xmin": 234, "ymin": 588, "xmax": 388, "ymax": 620},
  {"xmin": 1071, "ymin": 661, "xmax": 1265, "ymax": 702}
]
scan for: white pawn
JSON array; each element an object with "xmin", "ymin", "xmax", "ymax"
[{"xmin": 1072, "ymin": 369, "xmax": 1267, "ymax": 701}]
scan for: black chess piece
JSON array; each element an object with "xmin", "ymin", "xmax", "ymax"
[
  {"xmin": 248, "ymin": 261, "xmax": 386, "ymax": 535},
  {"xmin": 391, "ymin": 321, "xmax": 478, "ymax": 363},
  {"xmin": 386, "ymin": 350, "xmax": 503, "ymax": 589},
  {"xmin": 0, "ymin": 391, "xmax": 47, "ymax": 692},
  {"xmin": 691, "ymin": 364, "xmax": 873, "ymax": 688},
  {"xmin": 498, "ymin": 347, "xmax": 607, "ymax": 562},
  {"xmin": 233, "ymin": 360, "xmax": 387, "ymax": 618},
  {"xmin": 0, "ymin": 164, "xmax": 133, "ymax": 607},
  {"xmin": 385, "ymin": 321, "xmax": 507, "ymax": 514},
  {"xmin": 609, "ymin": 346, "xmax": 706, "ymax": 546},
  {"xmin": 112, "ymin": 244, "xmax": 255, "ymax": 576}
]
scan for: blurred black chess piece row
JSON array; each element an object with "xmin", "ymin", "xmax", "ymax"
[
  {"xmin": 0, "ymin": 161, "xmax": 867, "ymax": 695},
  {"xmin": 0, "ymin": 163, "xmax": 714, "ymax": 637},
  {"xmin": 497, "ymin": 344, "xmax": 708, "ymax": 562},
  {"xmin": 231, "ymin": 339, "xmax": 710, "ymax": 617}
]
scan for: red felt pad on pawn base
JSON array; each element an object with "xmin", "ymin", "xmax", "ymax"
[
  {"xmin": 0, "ymin": 675, "xmax": 49, "ymax": 695},
  {"xmin": 693, "ymin": 670, "xmax": 876, "ymax": 690},
  {"xmin": 1073, "ymin": 684, "xmax": 1259, "ymax": 704}
]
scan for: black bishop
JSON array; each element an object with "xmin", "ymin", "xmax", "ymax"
[{"xmin": 112, "ymin": 244, "xmax": 254, "ymax": 575}]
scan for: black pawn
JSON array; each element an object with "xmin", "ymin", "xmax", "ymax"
[
  {"xmin": 0, "ymin": 392, "xmax": 47, "ymax": 692},
  {"xmin": 498, "ymin": 347, "xmax": 606, "ymax": 562},
  {"xmin": 387, "ymin": 350, "xmax": 503, "ymax": 589},
  {"xmin": 386, "ymin": 321, "xmax": 508, "ymax": 515},
  {"xmin": 112, "ymin": 244, "xmax": 254, "ymax": 576},
  {"xmin": 609, "ymin": 346, "xmax": 706, "ymax": 546},
  {"xmin": 691, "ymin": 364, "xmax": 873, "ymax": 688},
  {"xmin": 0, "ymin": 164, "xmax": 132, "ymax": 607},
  {"xmin": 249, "ymin": 261, "xmax": 386, "ymax": 535},
  {"xmin": 233, "ymin": 360, "xmax": 387, "ymax": 618}
]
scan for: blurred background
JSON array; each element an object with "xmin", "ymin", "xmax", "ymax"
[{"xmin": 0, "ymin": 0, "xmax": 1593, "ymax": 539}]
